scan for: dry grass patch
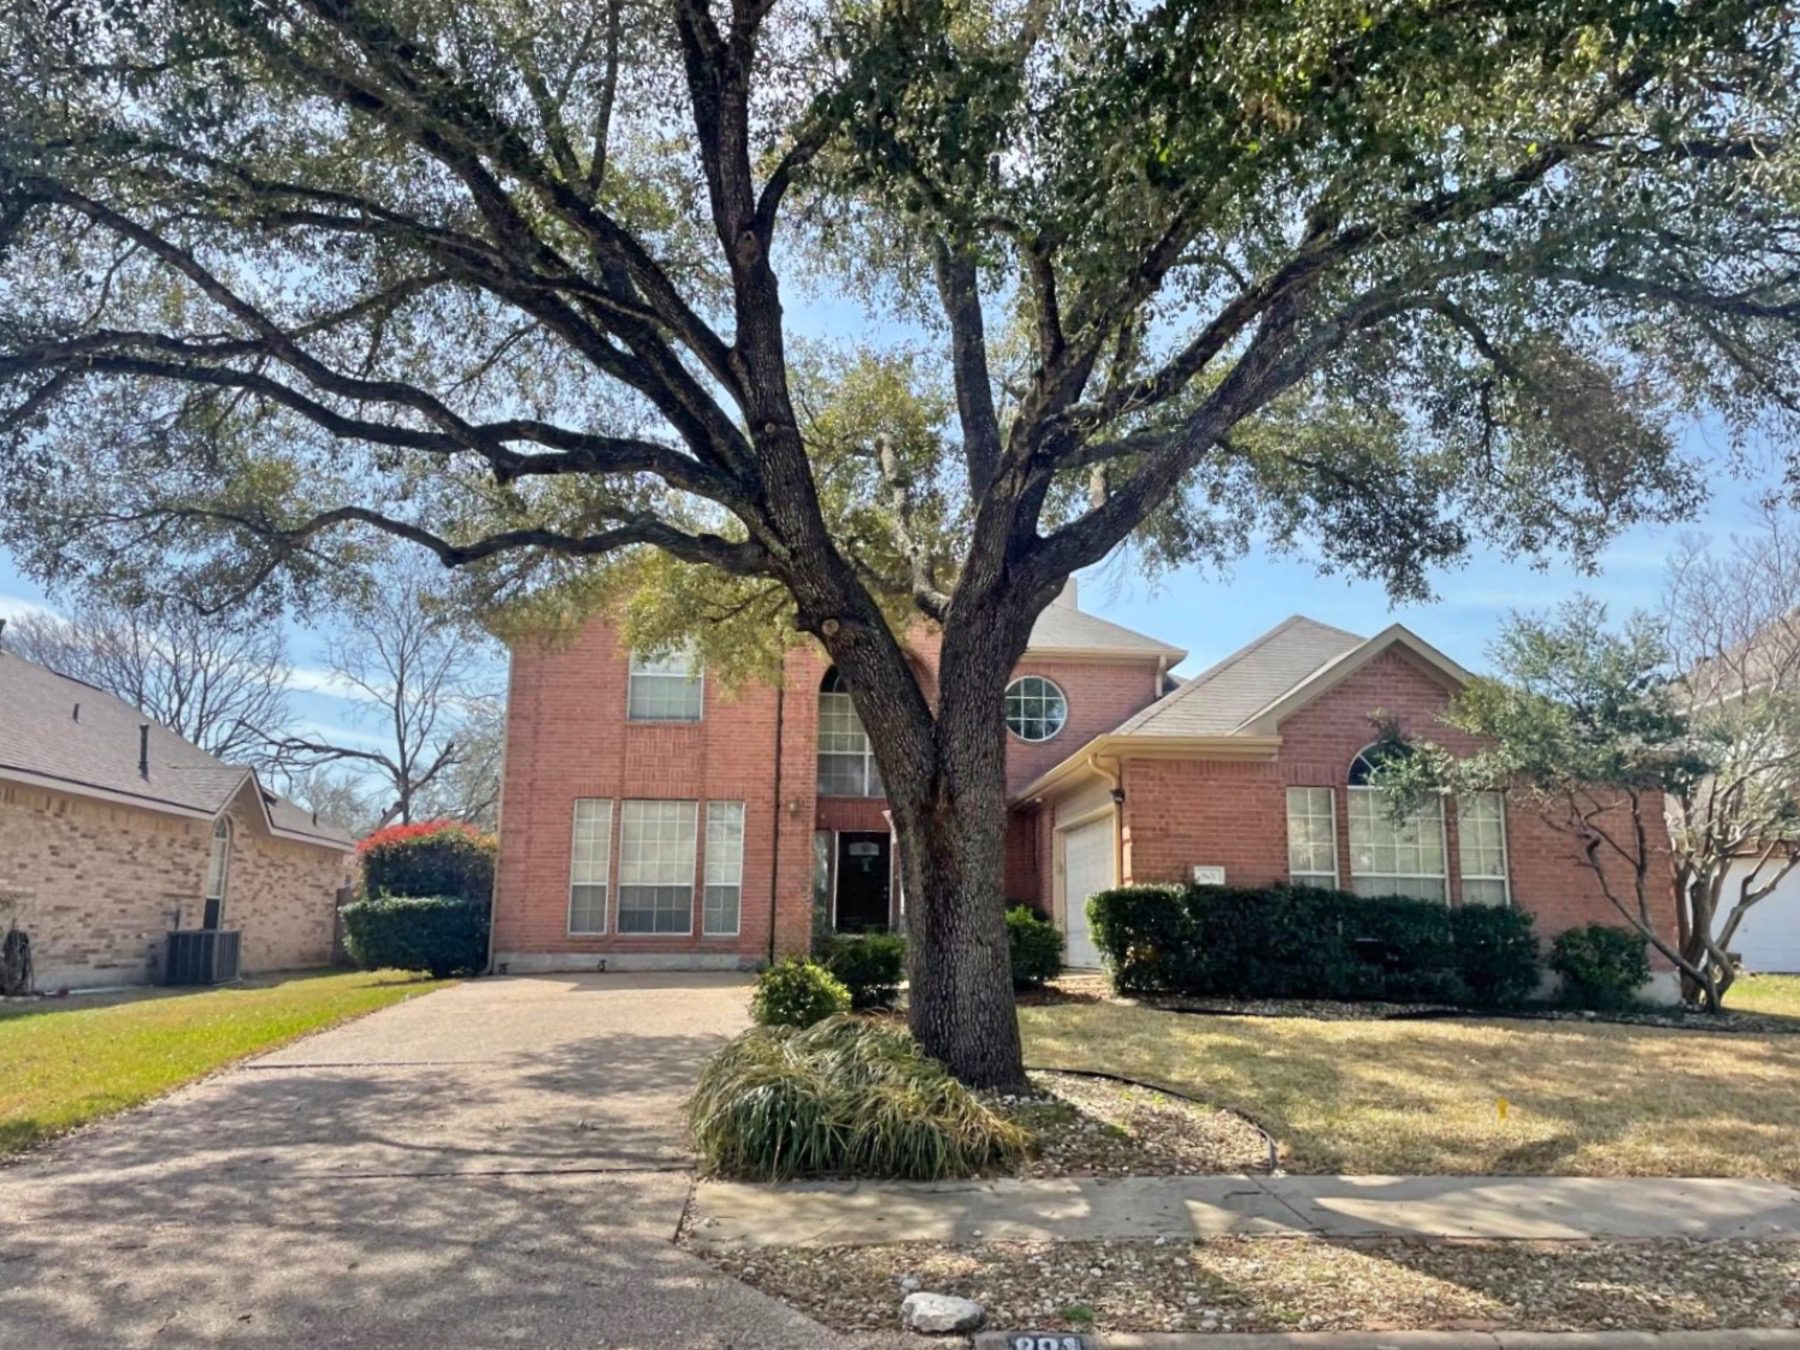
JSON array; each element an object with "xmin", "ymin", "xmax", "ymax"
[{"xmin": 1020, "ymin": 1001, "xmax": 1800, "ymax": 1180}]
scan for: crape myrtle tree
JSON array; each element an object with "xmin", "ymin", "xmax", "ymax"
[{"xmin": 2, "ymin": 0, "xmax": 1799, "ymax": 1084}]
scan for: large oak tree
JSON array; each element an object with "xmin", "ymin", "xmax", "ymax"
[{"xmin": 2, "ymin": 0, "xmax": 1798, "ymax": 1084}]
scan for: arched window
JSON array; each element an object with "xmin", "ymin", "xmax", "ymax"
[
  {"xmin": 1005, "ymin": 675, "xmax": 1068, "ymax": 743},
  {"xmin": 817, "ymin": 668, "xmax": 882, "ymax": 797},
  {"xmin": 203, "ymin": 817, "xmax": 232, "ymax": 928},
  {"xmin": 1346, "ymin": 744, "xmax": 1446, "ymax": 902}
]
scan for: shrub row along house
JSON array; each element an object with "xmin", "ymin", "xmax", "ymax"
[
  {"xmin": 0, "ymin": 648, "xmax": 353, "ymax": 990},
  {"xmin": 495, "ymin": 584, "xmax": 1680, "ymax": 1001}
]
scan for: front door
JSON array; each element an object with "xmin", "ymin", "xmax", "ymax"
[
  {"xmin": 1061, "ymin": 815, "xmax": 1115, "ymax": 969},
  {"xmin": 834, "ymin": 832, "xmax": 892, "ymax": 933}
]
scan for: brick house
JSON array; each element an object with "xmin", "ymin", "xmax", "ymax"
[
  {"xmin": 0, "ymin": 650, "xmax": 354, "ymax": 991},
  {"xmin": 494, "ymin": 585, "xmax": 1677, "ymax": 999}
]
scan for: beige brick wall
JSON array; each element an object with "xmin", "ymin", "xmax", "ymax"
[{"xmin": 0, "ymin": 780, "xmax": 349, "ymax": 991}]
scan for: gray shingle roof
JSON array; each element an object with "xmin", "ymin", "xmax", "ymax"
[
  {"xmin": 1025, "ymin": 583, "xmax": 1187, "ymax": 661},
  {"xmin": 1112, "ymin": 615, "xmax": 1365, "ymax": 736},
  {"xmin": 0, "ymin": 650, "xmax": 352, "ymax": 849}
]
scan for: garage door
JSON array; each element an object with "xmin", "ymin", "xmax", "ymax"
[
  {"xmin": 1061, "ymin": 815, "xmax": 1115, "ymax": 970},
  {"xmin": 1722, "ymin": 859, "xmax": 1800, "ymax": 973}
]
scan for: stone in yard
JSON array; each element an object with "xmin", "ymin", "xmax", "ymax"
[
  {"xmin": 900, "ymin": 1292, "xmax": 985, "ymax": 1334},
  {"xmin": 898, "ymin": 1275, "xmax": 922, "ymax": 1293}
]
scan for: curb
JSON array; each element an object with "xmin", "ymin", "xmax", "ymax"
[{"xmin": 973, "ymin": 1330, "xmax": 1800, "ymax": 1350}]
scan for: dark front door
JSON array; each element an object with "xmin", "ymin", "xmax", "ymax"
[{"xmin": 834, "ymin": 832, "xmax": 892, "ymax": 934}]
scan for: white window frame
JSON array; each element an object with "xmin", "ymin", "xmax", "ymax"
[
  {"xmin": 817, "ymin": 670, "xmax": 882, "ymax": 798},
  {"xmin": 203, "ymin": 816, "xmax": 232, "ymax": 922},
  {"xmin": 1456, "ymin": 791, "xmax": 1512, "ymax": 906},
  {"xmin": 703, "ymin": 801, "xmax": 745, "ymax": 937},
  {"xmin": 568, "ymin": 798, "xmax": 613, "ymax": 935},
  {"xmin": 616, "ymin": 799, "xmax": 698, "ymax": 935},
  {"xmin": 1004, "ymin": 675, "xmax": 1069, "ymax": 743},
  {"xmin": 1285, "ymin": 786, "xmax": 1339, "ymax": 887},
  {"xmin": 626, "ymin": 650, "xmax": 704, "ymax": 722},
  {"xmin": 1347, "ymin": 745, "xmax": 1448, "ymax": 902}
]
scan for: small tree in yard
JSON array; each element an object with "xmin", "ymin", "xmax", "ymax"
[
  {"xmin": 1382, "ymin": 602, "xmax": 1722, "ymax": 1005},
  {"xmin": 1662, "ymin": 509, "xmax": 1800, "ymax": 1004},
  {"xmin": 6, "ymin": 0, "xmax": 1800, "ymax": 1083}
]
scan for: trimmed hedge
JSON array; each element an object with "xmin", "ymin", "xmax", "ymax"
[
  {"xmin": 1550, "ymin": 924, "xmax": 1651, "ymax": 1010},
  {"xmin": 823, "ymin": 933, "xmax": 907, "ymax": 1009},
  {"xmin": 340, "ymin": 894, "xmax": 489, "ymax": 978},
  {"xmin": 752, "ymin": 958, "xmax": 852, "ymax": 1027},
  {"xmin": 1006, "ymin": 905, "xmax": 1064, "ymax": 988},
  {"xmin": 359, "ymin": 820, "xmax": 496, "ymax": 902},
  {"xmin": 1087, "ymin": 882, "xmax": 1540, "ymax": 1006}
]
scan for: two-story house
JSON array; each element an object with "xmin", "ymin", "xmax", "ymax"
[{"xmin": 492, "ymin": 583, "xmax": 1677, "ymax": 999}]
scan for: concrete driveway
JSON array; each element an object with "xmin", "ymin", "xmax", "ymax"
[{"xmin": 0, "ymin": 973, "xmax": 896, "ymax": 1349}]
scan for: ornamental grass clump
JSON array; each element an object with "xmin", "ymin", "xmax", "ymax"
[{"xmin": 688, "ymin": 1015, "xmax": 1030, "ymax": 1180}]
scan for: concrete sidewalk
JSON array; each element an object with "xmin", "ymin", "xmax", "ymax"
[{"xmin": 686, "ymin": 1173, "xmax": 1800, "ymax": 1248}]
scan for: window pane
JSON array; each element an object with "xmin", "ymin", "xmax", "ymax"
[
  {"xmin": 1348, "ymin": 786, "xmax": 1446, "ymax": 902},
  {"xmin": 628, "ymin": 652, "xmax": 703, "ymax": 721},
  {"xmin": 568, "ymin": 798, "xmax": 612, "ymax": 933},
  {"xmin": 704, "ymin": 802, "xmax": 745, "ymax": 936},
  {"xmin": 817, "ymin": 691, "xmax": 880, "ymax": 796},
  {"xmin": 205, "ymin": 823, "xmax": 230, "ymax": 902},
  {"xmin": 1457, "ymin": 791, "xmax": 1509, "ymax": 905},
  {"xmin": 618, "ymin": 800, "xmax": 697, "ymax": 933},
  {"xmin": 1285, "ymin": 786, "xmax": 1337, "ymax": 883},
  {"xmin": 1005, "ymin": 676, "xmax": 1068, "ymax": 742}
]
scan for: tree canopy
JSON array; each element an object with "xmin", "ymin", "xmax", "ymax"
[{"xmin": 3, "ymin": 0, "xmax": 1798, "ymax": 1082}]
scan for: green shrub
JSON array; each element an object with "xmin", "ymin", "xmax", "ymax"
[
  {"xmin": 1451, "ymin": 905, "xmax": 1541, "ymax": 1006},
  {"xmin": 340, "ymin": 894, "xmax": 488, "ymax": 978},
  {"xmin": 1549, "ymin": 924, "xmax": 1651, "ymax": 1010},
  {"xmin": 688, "ymin": 1015, "xmax": 1030, "ymax": 1179},
  {"xmin": 1088, "ymin": 881, "xmax": 1545, "ymax": 1006},
  {"xmin": 359, "ymin": 820, "xmax": 496, "ymax": 902},
  {"xmin": 822, "ymin": 933, "xmax": 907, "ymax": 1009},
  {"xmin": 751, "ymin": 958, "xmax": 852, "ymax": 1027},
  {"xmin": 1006, "ymin": 905, "xmax": 1064, "ymax": 988}
]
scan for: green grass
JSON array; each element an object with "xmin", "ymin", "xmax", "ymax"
[
  {"xmin": 1728, "ymin": 974, "xmax": 1800, "ymax": 1017},
  {"xmin": 0, "ymin": 969, "xmax": 444, "ymax": 1156}
]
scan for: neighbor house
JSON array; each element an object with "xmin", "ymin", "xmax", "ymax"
[
  {"xmin": 494, "ymin": 585, "xmax": 1679, "ymax": 998},
  {"xmin": 0, "ymin": 649, "xmax": 354, "ymax": 990}
]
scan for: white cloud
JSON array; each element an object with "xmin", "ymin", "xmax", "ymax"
[
  {"xmin": 290, "ymin": 719, "xmax": 392, "ymax": 750},
  {"xmin": 0, "ymin": 594, "xmax": 61, "ymax": 625},
  {"xmin": 285, "ymin": 666, "xmax": 370, "ymax": 701}
]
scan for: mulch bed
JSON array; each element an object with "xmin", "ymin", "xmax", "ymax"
[
  {"xmin": 993, "ymin": 1071, "xmax": 1272, "ymax": 1178},
  {"xmin": 705, "ymin": 1236, "xmax": 1800, "ymax": 1336}
]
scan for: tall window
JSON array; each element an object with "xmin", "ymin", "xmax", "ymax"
[
  {"xmin": 617, "ymin": 800, "xmax": 698, "ymax": 934},
  {"xmin": 627, "ymin": 650, "xmax": 704, "ymax": 721},
  {"xmin": 1005, "ymin": 676, "xmax": 1068, "ymax": 742},
  {"xmin": 203, "ymin": 817, "xmax": 231, "ymax": 928},
  {"xmin": 1347, "ymin": 746, "xmax": 1447, "ymax": 901},
  {"xmin": 1285, "ymin": 787, "xmax": 1338, "ymax": 887},
  {"xmin": 817, "ymin": 668, "xmax": 882, "ymax": 797},
  {"xmin": 1457, "ymin": 792, "xmax": 1511, "ymax": 906},
  {"xmin": 569, "ymin": 798, "xmax": 613, "ymax": 934},
  {"xmin": 704, "ymin": 801, "xmax": 745, "ymax": 936}
]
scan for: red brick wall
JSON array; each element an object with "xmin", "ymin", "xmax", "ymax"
[
  {"xmin": 1003, "ymin": 657, "xmax": 1165, "ymax": 795},
  {"xmin": 1114, "ymin": 647, "xmax": 1676, "ymax": 954}
]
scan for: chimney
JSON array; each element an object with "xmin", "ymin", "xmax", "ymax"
[
  {"xmin": 138, "ymin": 723, "xmax": 150, "ymax": 779},
  {"xmin": 1053, "ymin": 577, "xmax": 1080, "ymax": 610}
]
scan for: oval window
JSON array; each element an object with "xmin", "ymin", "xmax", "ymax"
[{"xmin": 1005, "ymin": 675, "xmax": 1068, "ymax": 743}]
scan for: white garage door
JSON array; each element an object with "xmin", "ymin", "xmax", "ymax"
[
  {"xmin": 1722, "ymin": 859, "xmax": 1800, "ymax": 973},
  {"xmin": 1061, "ymin": 815, "xmax": 1115, "ymax": 970}
]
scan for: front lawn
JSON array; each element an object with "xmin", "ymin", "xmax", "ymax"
[
  {"xmin": 1729, "ymin": 974, "xmax": 1800, "ymax": 1018},
  {"xmin": 1020, "ymin": 1001, "xmax": 1800, "ymax": 1181},
  {"xmin": 0, "ymin": 969, "xmax": 443, "ymax": 1156}
]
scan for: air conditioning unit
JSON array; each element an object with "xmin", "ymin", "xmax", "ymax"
[{"xmin": 164, "ymin": 929, "xmax": 242, "ymax": 986}]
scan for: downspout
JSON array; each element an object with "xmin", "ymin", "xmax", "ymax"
[
  {"xmin": 1086, "ymin": 751, "xmax": 1126, "ymax": 887},
  {"xmin": 766, "ymin": 680, "xmax": 786, "ymax": 967}
]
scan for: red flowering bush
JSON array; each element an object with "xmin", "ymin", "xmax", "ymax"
[{"xmin": 359, "ymin": 819, "xmax": 496, "ymax": 903}]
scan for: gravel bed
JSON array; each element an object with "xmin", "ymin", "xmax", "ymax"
[
  {"xmin": 995, "ymin": 1071, "xmax": 1271, "ymax": 1177},
  {"xmin": 705, "ymin": 1237, "xmax": 1800, "ymax": 1336}
]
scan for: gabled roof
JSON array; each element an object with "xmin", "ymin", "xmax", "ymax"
[
  {"xmin": 1024, "ymin": 581, "xmax": 1187, "ymax": 663},
  {"xmin": 1111, "ymin": 616, "xmax": 1364, "ymax": 737},
  {"xmin": 1012, "ymin": 616, "xmax": 1473, "ymax": 802},
  {"xmin": 0, "ymin": 650, "xmax": 353, "ymax": 850}
]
